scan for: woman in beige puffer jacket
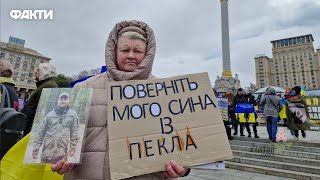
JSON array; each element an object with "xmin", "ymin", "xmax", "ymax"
[{"xmin": 51, "ymin": 20, "xmax": 189, "ymax": 180}]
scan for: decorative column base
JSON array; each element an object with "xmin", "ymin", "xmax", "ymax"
[
  {"xmin": 214, "ymin": 72, "xmax": 241, "ymax": 94},
  {"xmin": 222, "ymin": 71, "xmax": 232, "ymax": 77}
]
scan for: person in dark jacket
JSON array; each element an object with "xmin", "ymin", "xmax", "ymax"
[
  {"xmin": 244, "ymin": 89, "xmax": 259, "ymax": 138},
  {"xmin": 291, "ymin": 86, "xmax": 306, "ymax": 139},
  {"xmin": 21, "ymin": 63, "xmax": 58, "ymax": 136},
  {"xmin": 0, "ymin": 60, "xmax": 19, "ymax": 160},
  {"xmin": 232, "ymin": 88, "xmax": 251, "ymax": 136},
  {"xmin": 226, "ymin": 92, "xmax": 234, "ymax": 140},
  {"xmin": 0, "ymin": 60, "xmax": 19, "ymax": 110}
]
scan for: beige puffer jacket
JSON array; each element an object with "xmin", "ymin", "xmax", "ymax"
[{"xmin": 64, "ymin": 20, "xmax": 164, "ymax": 180}]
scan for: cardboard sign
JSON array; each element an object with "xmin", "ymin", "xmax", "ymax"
[
  {"xmin": 24, "ymin": 88, "xmax": 92, "ymax": 164},
  {"xmin": 107, "ymin": 73, "xmax": 233, "ymax": 180},
  {"xmin": 217, "ymin": 97, "xmax": 228, "ymax": 121}
]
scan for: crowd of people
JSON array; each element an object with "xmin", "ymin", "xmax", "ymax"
[
  {"xmin": 221, "ymin": 86, "xmax": 308, "ymax": 142},
  {"xmin": 0, "ymin": 20, "xmax": 312, "ymax": 179}
]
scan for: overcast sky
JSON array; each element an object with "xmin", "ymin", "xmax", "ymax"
[{"xmin": 1, "ymin": 0, "xmax": 320, "ymax": 87}]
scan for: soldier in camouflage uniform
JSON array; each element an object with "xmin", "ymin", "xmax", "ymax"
[{"xmin": 32, "ymin": 92, "xmax": 79, "ymax": 163}]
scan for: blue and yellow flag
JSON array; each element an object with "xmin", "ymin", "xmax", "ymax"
[
  {"xmin": 301, "ymin": 85, "xmax": 307, "ymax": 97},
  {"xmin": 0, "ymin": 134, "xmax": 63, "ymax": 180}
]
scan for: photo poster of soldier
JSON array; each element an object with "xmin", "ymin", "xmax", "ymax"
[
  {"xmin": 287, "ymin": 96, "xmax": 320, "ymax": 131},
  {"xmin": 216, "ymin": 97, "xmax": 228, "ymax": 122},
  {"xmin": 24, "ymin": 88, "xmax": 93, "ymax": 164},
  {"xmin": 107, "ymin": 72, "xmax": 233, "ymax": 180},
  {"xmin": 235, "ymin": 103, "xmax": 256, "ymax": 123}
]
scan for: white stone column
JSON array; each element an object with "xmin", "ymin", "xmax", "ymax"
[{"xmin": 220, "ymin": 0, "xmax": 231, "ymax": 73}]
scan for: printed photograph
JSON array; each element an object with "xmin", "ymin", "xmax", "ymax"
[{"xmin": 24, "ymin": 88, "xmax": 92, "ymax": 164}]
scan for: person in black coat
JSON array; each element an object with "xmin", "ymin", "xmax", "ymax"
[
  {"xmin": 244, "ymin": 89, "xmax": 259, "ymax": 138},
  {"xmin": 232, "ymin": 88, "xmax": 249, "ymax": 136}
]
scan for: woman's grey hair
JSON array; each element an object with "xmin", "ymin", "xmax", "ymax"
[
  {"xmin": 119, "ymin": 31, "xmax": 147, "ymax": 43},
  {"xmin": 0, "ymin": 60, "xmax": 13, "ymax": 77}
]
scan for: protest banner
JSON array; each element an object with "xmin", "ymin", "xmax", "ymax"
[
  {"xmin": 107, "ymin": 73, "xmax": 233, "ymax": 180},
  {"xmin": 304, "ymin": 96, "xmax": 320, "ymax": 131},
  {"xmin": 216, "ymin": 97, "xmax": 228, "ymax": 121},
  {"xmin": 24, "ymin": 88, "xmax": 92, "ymax": 164},
  {"xmin": 287, "ymin": 96, "xmax": 320, "ymax": 131}
]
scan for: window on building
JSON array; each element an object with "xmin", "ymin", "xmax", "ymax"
[
  {"xmin": 16, "ymin": 56, "xmax": 21, "ymax": 62},
  {"xmin": 0, "ymin": 52, "xmax": 5, "ymax": 58},
  {"xmin": 28, "ymin": 72, "xmax": 33, "ymax": 77},
  {"xmin": 14, "ymin": 71, "xmax": 19, "ymax": 75},
  {"xmin": 21, "ymin": 72, "xmax": 26, "ymax": 77},
  {"xmin": 15, "ymin": 63, "xmax": 20, "ymax": 69},
  {"xmin": 23, "ymin": 64, "xmax": 27, "ymax": 70},
  {"xmin": 20, "ymin": 78, "xmax": 25, "ymax": 82},
  {"xmin": 31, "ymin": 58, "xmax": 36, "ymax": 65}
]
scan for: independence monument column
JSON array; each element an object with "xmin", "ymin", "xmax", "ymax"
[
  {"xmin": 221, "ymin": 0, "xmax": 231, "ymax": 76},
  {"xmin": 214, "ymin": 0, "xmax": 240, "ymax": 94}
]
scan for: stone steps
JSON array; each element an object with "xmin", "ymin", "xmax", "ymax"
[
  {"xmin": 232, "ymin": 136, "xmax": 320, "ymax": 148},
  {"xmin": 233, "ymin": 150, "xmax": 320, "ymax": 167},
  {"xmin": 230, "ymin": 140, "xmax": 320, "ymax": 153},
  {"xmin": 230, "ymin": 156, "xmax": 320, "ymax": 175},
  {"xmin": 225, "ymin": 161, "xmax": 320, "ymax": 180},
  {"xmin": 231, "ymin": 145, "xmax": 320, "ymax": 160},
  {"xmin": 226, "ymin": 137, "xmax": 320, "ymax": 179}
]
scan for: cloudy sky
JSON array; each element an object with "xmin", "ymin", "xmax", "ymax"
[{"xmin": 1, "ymin": 0, "xmax": 320, "ymax": 87}]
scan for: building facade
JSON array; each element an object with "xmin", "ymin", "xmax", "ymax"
[
  {"xmin": 255, "ymin": 34, "xmax": 320, "ymax": 89},
  {"xmin": 0, "ymin": 37, "xmax": 50, "ymax": 99}
]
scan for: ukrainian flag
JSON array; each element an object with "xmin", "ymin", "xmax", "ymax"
[
  {"xmin": 235, "ymin": 103, "xmax": 256, "ymax": 123},
  {"xmin": 0, "ymin": 134, "xmax": 63, "ymax": 180}
]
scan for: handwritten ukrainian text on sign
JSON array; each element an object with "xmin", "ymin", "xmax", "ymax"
[{"xmin": 107, "ymin": 73, "xmax": 233, "ymax": 180}]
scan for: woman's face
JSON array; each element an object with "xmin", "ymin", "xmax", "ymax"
[
  {"xmin": 116, "ymin": 37, "xmax": 147, "ymax": 72},
  {"xmin": 34, "ymin": 67, "xmax": 40, "ymax": 81},
  {"xmin": 285, "ymin": 89, "xmax": 291, "ymax": 95}
]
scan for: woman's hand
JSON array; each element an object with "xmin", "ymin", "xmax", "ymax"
[
  {"xmin": 50, "ymin": 160, "xmax": 74, "ymax": 175},
  {"xmin": 164, "ymin": 160, "xmax": 188, "ymax": 178}
]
